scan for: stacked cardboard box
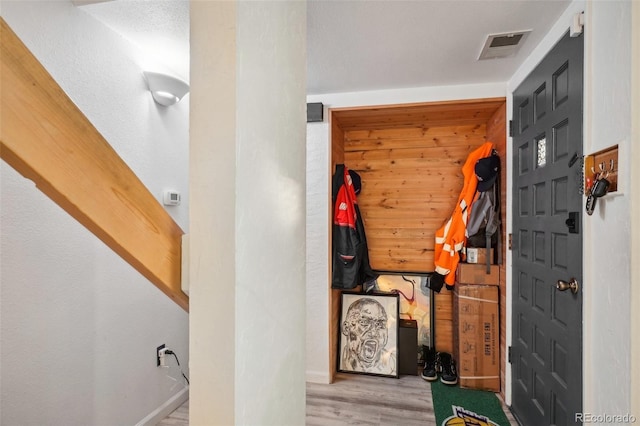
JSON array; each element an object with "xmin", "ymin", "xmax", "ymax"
[
  {"xmin": 465, "ymin": 247, "xmax": 494, "ymax": 265},
  {"xmin": 454, "ymin": 263, "xmax": 500, "ymax": 392},
  {"xmin": 457, "ymin": 262, "xmax": 499, "ymax": 284}
]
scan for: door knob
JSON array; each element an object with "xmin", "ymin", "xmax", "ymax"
[{"xmin": 556, "ymin": 278, "xmax": 579, "ymax": 294}]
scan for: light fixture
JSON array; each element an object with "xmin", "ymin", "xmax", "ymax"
[{"xmin": 143, "ymin": 71, "xmax": 190, "ymax": 106}]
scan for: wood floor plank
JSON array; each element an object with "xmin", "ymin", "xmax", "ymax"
[
  {"xmin": 307, "ymin": 373, "xmax": 435, "ymax": 425},
  {"xmin": 157, "ymin": 399, "xmax": 189, "ymax": 426},
  {"xmin": 306, "ymin": 400, "xmax": 382, "ymax": 425},
  {"xmin": 158, "ymin": 374, "xmax": 519, "ymax": 425}
]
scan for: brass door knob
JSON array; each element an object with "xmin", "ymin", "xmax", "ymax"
[{"xmin": 556, "ymin": 278, "xmax": 579, "ymax": 294}]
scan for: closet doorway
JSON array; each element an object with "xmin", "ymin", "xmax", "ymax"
[{"xmin": 329, "ymin": 98, "xmax": 508, "ymax": 396}]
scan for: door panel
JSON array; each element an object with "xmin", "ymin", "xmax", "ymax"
[{"xmin": 511, "ymin": 30, "xmax": 583, "ymax": 426}]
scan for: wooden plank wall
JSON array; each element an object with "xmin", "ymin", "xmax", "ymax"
[
  {"xmin": 343, "ymin": 125, "xmax": 487, "ymax": 272},
  {"xmin": 429, "ymin": 105, "xmax": 507, "ymax": 380},
  {"xmin": 329, "ymin": 99, "xmax": 506, "ymax": 386},
  {"xmin": 343, "ymin": 125, "xmax": 489, "ymax": 357}
]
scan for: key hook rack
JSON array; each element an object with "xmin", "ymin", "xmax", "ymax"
[{"xmin": 584, "ymin": 145, "xmax": 618, "ymax": 195}]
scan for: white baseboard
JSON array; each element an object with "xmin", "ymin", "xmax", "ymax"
[
  {"xmin": 135, "ymin": 386, "xmax": 189, "ymax": 426},
  {"xmin": 306, "ymin": 370, "xmax": 331, "ymax": 384}
]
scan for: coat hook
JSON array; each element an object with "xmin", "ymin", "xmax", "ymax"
[{"xmin": 610, "ymin": 159, "xmax": 615, "ymax": 172}]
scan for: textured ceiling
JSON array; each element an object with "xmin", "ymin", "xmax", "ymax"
[
  {"xmin": 79, "ymin": 0, "xmax": 573, "ymax": 95},
  {"xmin": 307, "ymin": 0, "xmax": 572, "ymax": 94}
]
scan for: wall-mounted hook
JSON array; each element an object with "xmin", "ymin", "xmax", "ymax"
[{"xmin": 583, "ymin": 144, "xmax": 619, "ymax": 196}]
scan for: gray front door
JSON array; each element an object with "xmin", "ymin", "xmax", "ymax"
[{"xmin": 511, "ymin": 30, "xmax": 584, "ymax": 426}]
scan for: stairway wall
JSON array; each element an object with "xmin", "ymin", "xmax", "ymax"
[{"xmin": 0, "ymin": 2, "xmax": 189, "ymax": 425}]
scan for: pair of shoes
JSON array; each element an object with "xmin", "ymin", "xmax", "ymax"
[
  {"xmin": 420, "ymin": 345, "xmax": 438, "ymax": 381},
  {"xmin": 420, "ymin": 346, "xmax": 458, "ymax": 385},
  {"xmin": 438, "ymin": 352, "xmax": 458, "ymax": 385}
]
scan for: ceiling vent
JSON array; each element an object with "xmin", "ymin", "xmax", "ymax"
[{"xmin": 478, "ymin": 30, "xmax": 531, "ymax": 60}]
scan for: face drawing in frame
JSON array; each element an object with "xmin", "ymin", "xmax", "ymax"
[{"xmin": 341, "ymin": 296, "xmax": 396, "ymax": 376}]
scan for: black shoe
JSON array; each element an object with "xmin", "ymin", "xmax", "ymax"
[
  {"xmin": 420, "ymin": 345, "xmax": 438, "ymax": 381},
  {"xmin": 438, "ymin": 352, "xmax": 458, "ymax": 385}
]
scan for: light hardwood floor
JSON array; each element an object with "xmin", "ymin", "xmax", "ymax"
[
  {"xmin": 158, "ymin": 398, "xmax": 189, "ymax": 426},
  {"xmin": 306, "ymin": 373, "xmax": 437, "ymax": 426},
  {"xmin": 158, "ymin": 373, "xmax": 518, "ymax": 425}
]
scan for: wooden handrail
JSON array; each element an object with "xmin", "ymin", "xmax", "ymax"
[{"xmin": 0, "ymin": 18, "xmax": 188, "ymax": 311}]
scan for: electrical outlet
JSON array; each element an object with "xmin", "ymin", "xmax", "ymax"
[{"xmin": 157, "ymin": 344, "xmax": 166, "ymax": 367}]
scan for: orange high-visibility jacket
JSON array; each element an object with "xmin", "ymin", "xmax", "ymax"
[{"xmin": 434, "ymin": 142, "xmax": 494, "ymax": 286}]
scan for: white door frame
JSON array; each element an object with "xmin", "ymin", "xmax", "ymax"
[{"xmin": 630, "ymin": 0, "xmax": 640, "ymax": 417}]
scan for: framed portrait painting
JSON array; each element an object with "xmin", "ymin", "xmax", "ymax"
[{"xmin": 338, "ymin": 292, "xmax": 399, "ymax": 378}]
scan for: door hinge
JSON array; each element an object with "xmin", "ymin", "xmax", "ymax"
[
  {"xmin": 509, "ymin": 120, "xmax": 514, "ymax": 137},
  {"xmin": 508, "ymin": 346, "xmax": 512, "ymax": 364},
  {"xmin": 508, "ymin": 233, "xmax": 513, "ymax": 250},
  {"xmin": 570, "ymin": 11, "xmax": 585, "ymax": 38}
]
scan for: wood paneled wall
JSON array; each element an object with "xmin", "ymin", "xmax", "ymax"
[
  {"xmin": 430, "ymin": 104, "xmax": 507, "ymax": 386},
  {"xmin": 344, "ymin": 126, "xmax": 487, "ymax": 272},
  {"xmin": 329, "ymin": 98, "xmax": 506, "ymax": 386}
]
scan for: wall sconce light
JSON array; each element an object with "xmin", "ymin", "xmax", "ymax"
[{"xmin": 143, "ymin": 71, "xmax": 190, "ymax": 106}]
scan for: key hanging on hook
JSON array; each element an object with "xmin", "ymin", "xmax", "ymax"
[{"xmin": 585, "ymin": 172, "xmax": 611, "ymax": 215}]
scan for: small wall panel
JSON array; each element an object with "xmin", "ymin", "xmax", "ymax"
[
  {"xmin": 331, "ymin": 122, "xmax": 345, "ymax": 168},
  {"xmin": 345, "ymin": 130, "xmax": 487, "ymax": 152},
  {"xmin": 334, "ymin": 99, "xmax": 505, "ymax": 130},
  {"xmin": 434, "ymin": 290, "xmax": 454, "ymax": 354}
]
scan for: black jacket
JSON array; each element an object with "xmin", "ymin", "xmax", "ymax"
[{"xmin": 331, "ymin": 164, "xmax": 378, "ymax": 289}]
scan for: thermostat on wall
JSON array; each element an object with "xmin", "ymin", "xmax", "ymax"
[{"xmin": 163, "ymin": 190, "xmax": 181, "ymax": 206}]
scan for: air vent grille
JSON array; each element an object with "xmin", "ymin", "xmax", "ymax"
[
  {"xmin": 479, "ymin": 30, "xmax": 531, "ymax": 60},
  {"xmin": 490, "ymin": 34, "xmax": 524, "ymax": 48}
]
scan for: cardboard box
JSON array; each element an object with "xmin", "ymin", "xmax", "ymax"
[
  {"xmin": 465, "ymin": 247, "xmax": 493, "ymax": 265},
  {"xmin": 454, "ymin": 284, "xmax": 500, "ymax": 391},
  {"xmin": 456, "ymin": 263, "xmax": 499, "ymax": 285}
]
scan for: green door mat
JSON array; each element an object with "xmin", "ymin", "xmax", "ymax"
[{"xmin": 431, "ymin": 381, "xmax": 511, "ymax": 426}]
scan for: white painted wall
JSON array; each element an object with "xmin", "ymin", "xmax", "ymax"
[
  {"xmin": 190, "ymin": 1, "xmax": 307, "ymax": 424},
  {"xmin": 583, "ymin": 0, "xmax": 632, "ymax": 416},
  {"xmin": 189, "ymin": 1, "xmax": 237, "ymax": 423},
  {"xmin": 0, "ymin": 2, "xmax": 189, "ymax": 425},
  {"xmin": 631, "ymin": 0, "xmax": 640, "ymax": 416},
  {"xmin": 305, "ymin": 82, "xmax": 506, "ymax": 383},
  {"xmin": 305, "ymin": 120, "xmax": 332, "ymax": 383}
]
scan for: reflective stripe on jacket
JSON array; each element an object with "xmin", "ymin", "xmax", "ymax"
[{"xmin": 434, "ymin": 142, "xmax": 494, "ymax": 285}]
